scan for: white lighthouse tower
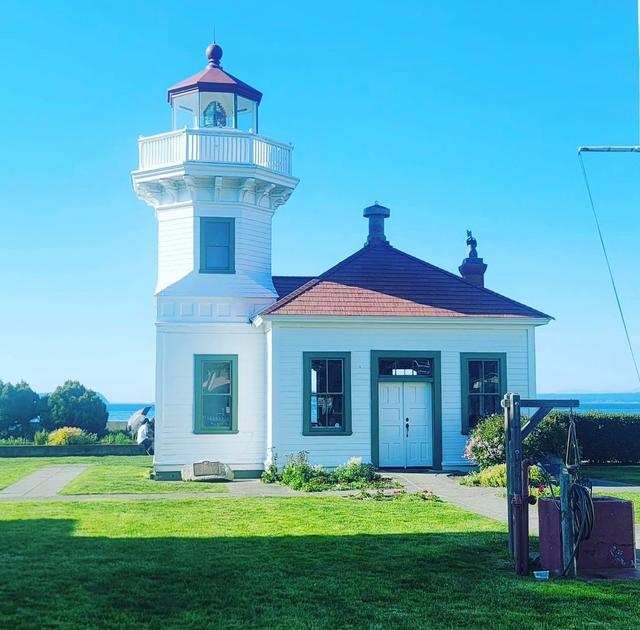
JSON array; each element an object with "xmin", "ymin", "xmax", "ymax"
[{"xmin": 132, "ymin": 43, "xmax": 298, "ymax": 477}]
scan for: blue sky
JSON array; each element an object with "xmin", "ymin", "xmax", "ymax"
[{"xmin": 0, "ymin": 0, "xmax": 639, "ymax": 401}]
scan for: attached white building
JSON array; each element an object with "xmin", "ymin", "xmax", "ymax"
[{"xmin": 132, "ymin": 42, "xmax": 551, "ymax": 479}]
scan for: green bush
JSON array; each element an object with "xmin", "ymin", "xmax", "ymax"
[
  {"xmin": 261, "ymin": 453, "xmax": 279, "ymax": 484},
  {"xmin": 0, "ymin": 381, "xmax": 40, "ymax": 438},
  {"xmin": 464, "ymin": 413, "xmax": 567, "ymax": 469},
  {"xmin": 330, "ymin": 458, "xmax": 379, "ymax": 484},
  {"xmin": 460, "ymin": 463, "xmax": 546, "ymax": 488},
  {"xmin": 33, "ymin": 430, "xmax": 49, "ymax": 445},
  {"xmin": 98, "ymin": 431, "xmax": 136, "ymax": 445},
  {"xmin": 271, "ymin": 452, "xmax": 395, "ymax": 492},
  {"xmin": 47, "ymin": 427, "xmax": 97, "ymax": 446},
  {"xmin": 43, "ymin": 381, "xmax": 108, "ymax": 435},
  {"xmin": 280, "ymin": 452, "xmax": 325, "ymax": 491},
  {"xmin": 556, "ymin": 412, "xmax": 640, "ymax": 464},
  {"xmin": 0, "ymin": 436, "xmax": 31, "ymax": 445},
  {"xmin": 465, "ymin": 411, "xmax": 640, "ymax": 468}
]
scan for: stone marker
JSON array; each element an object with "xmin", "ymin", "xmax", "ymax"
[{"xmin": 181, "ymin": 460, "xmax": 234, "ymax": 482}]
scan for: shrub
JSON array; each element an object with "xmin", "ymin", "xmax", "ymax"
[
  {"xmin": 0, "ymin": 381, "xmax": 40, "ymax": 438},
  {"xmin": 465, "ymin": 410, "xmax": 640, "ymax": 468},
  {"xmin": 44, "ymin": 381, "xmax": 108, "ymax": 435},
  {"xmin": 464, "ymin": 413, "xmax": 567, "ymax": 469},
  {"xmin": 261, "ymin": 453, "xmax": 279, "ymax": 484},
  {"xmin": 0, "ymin": 436, "xmax": 31, "ymax": 445},
  {"xmin": 98, "ymin": 431, "xmax": 136, "ymax": 445},
  {"xmin": 47, "ymin": 427, "xmax": 97, "ymax": 446},
  {"xmin": 33, "ymin": 430, "xmax": 49, "ymax": 445},
  {"xmin": 460, "ymin": 463, "xmax": 545, "ymax": 488},
  {"xmin": 557, "ymin": 412, "xmax": 640, "ymax": 464},
  {"xmin": 280, "ymin": 451, "xmax": 324, "ymax": 491},
  {"xmin": 275, "ymin": 452, "xmax": 397, "ymax": 492},
  {"xmin": 330, "ymin": 458, "xmax": 379, "ymax": 484}
]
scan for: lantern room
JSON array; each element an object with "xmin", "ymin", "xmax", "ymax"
[{"xmin": 167, "ymin": 43, "xmax": 262, "ymax": 133}]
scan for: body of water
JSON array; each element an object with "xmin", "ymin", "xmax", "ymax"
[
  {"xmin": 539, "ymin": 393, "xmax": 640, "ymax": 415},
  {"xmin": 107, "ymin": 403, "xmax": 155, "ymax": 422},
  {"xmin": 106, "ymin": 393, "xmax": 640, "ymax": 422}
]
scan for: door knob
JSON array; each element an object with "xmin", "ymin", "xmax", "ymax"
[{"xmin": 405, "ymin": 418, "xmax": 409, "ymax": 437}]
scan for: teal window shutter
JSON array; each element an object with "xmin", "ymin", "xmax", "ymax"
[{"xmin": 200, "ymin": 217, "xmax": 235, "ymax": 274}]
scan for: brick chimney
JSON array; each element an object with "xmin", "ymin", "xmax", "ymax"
[{"xmin": 459, "ymin": 230, "xmax": 487, "ymax": 287}]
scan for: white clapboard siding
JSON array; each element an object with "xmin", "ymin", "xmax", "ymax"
[
  {"xmin": 154, "ymin": 324, "xmax": 267, "ymax": 471},
  {"xmin": 156, "ymin": 210, "xmax": 194, "ymax": 294},
  {"xmin": 270, "ymin": 322, "xmax": 535, "ymax": 468},
  {"xmin": 155, "ymin": 207, "xmax": 276, "ymax": 302}
]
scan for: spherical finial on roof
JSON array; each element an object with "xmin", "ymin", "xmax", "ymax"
[{"xmin": 206, "ymin": 42, "xmax": 223, "ymax": 67}]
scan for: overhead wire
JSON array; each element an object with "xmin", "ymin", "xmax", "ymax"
[{"xmin": 577, "ymin": 151, "xmax": 640, "ymax": 387}]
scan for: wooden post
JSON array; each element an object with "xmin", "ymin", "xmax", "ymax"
[
  {"xmin": 560, "ymin": 468, "xmax": 576, "ymax": 577},
  {"xmin": 502, "ymin": 394, "xmax": 579, "ymax": 574},
  {"xmin": 504, "ymin": 393, "xmax": 522, "ymax": 561}
]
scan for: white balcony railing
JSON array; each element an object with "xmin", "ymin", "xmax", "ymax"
[{"xmin": 138, "ymin": 128, "xmax": 293, "ymax": 176}]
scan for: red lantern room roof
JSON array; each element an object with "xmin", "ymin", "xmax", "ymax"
[{"xmin": 167, "ymin": 43, "xmax": 263, "ymax": 104}]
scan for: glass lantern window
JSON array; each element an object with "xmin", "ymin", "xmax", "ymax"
[
  {"xmin": 236, "ymin": 96, "xmax": 258, "ymax": 133},
  {"xmin": 199, "ymin": 93, "xmax": 235, "ymax": 128}
]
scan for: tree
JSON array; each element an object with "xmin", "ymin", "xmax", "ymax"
[
  {"xmin": 44, "ymin": 381, "xmax": 109, "ymax": 435},
  {"xmin": 0, "ymin": 381, "xmax": 40, "ymax": 437}
]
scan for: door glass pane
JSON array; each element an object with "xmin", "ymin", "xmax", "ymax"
[
  {"xmin": 468, "ymin": 361, "xmax": 482, "ymax": 393},
  {"xmin": 412, "ymin": 360, "xmax": 432, "ymax": 377},
  {"xmin": 202, "ymin": 395, "xmax": 232, "ymax": 429},
  {"xmin": 483, "ymin": 361, "xmax": 500, "ymax": 394},
  {"xmin": 311, "ymin": 360, "xmax": 326, "ymax": 394},
  {"xmin": 327, "ymin": 359, "xmax": 343, "ymax": 393},
  {"xmin": 379, "ymin": 359, "xmax": 395, "ymax": 376},
  {"xmin": 202, "ymin": 361, "xmax": 231, "ymax": 394},
  {"xmin": 378, "ymin": 357, "xmax": 432, "ymax": 377}
]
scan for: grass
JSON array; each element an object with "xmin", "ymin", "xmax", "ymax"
[
  {"xmin": 585, "ymin": 465, "xmax": 640, "ymax": 485},
  {"xmin": 0, "ymin": 498, "xmax": 638, "ymax": 629},
  {"xmin": 0, "ymin": 456, "xmax": 227, "ymax": 494}
]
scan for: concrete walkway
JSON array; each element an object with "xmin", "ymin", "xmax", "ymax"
[{"xmin": 0, "ymin": 465, "xmax": 89, "ymax": 500}]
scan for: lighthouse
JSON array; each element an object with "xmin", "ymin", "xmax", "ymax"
[
  {"xmin": 132, "ymin": 43, "xmax": 298, "ymax": 477},
  {"xmin": 133, "ymin": 42, "xmax": 298, "ymax": 316}
]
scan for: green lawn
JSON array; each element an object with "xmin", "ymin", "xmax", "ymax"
[
  {"xmin": 0, "ymin": 497, "xmax": 638, "ymax": 629},
  {"xmin": 585, "ymin": 465, "xmax": 640, "ymax": 485},
  {"xmin": 0, "ymin": 457, "xmax": 227, "ymax": 494}
]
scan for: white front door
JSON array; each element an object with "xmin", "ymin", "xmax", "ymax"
[{"xmin": 379, "ymin": 382, "xmax": 432, "ymax": 468}]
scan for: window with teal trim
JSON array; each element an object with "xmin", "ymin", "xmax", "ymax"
[
  {"xmin": 200, "ymin": 217, "xmax": 235, "ymax": 274},
  {"xmin": 303, "ymin": 352, "xmax": 351, "ymax": 435},
  {"xmin": 194, "ymin": 354, "xmax": 238, "ymax": 434},
  {"xmin": 461, "ymin": 353, "xmax": 506, "ymax": 434}
]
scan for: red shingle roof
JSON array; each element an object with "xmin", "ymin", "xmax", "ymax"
[
  {"xmin": 263, "ymin": 243, "xmax": 551, "ymax": 319},
  {"xmin": 273, "ymin": 276, "xmax": 316, "ymax": 299},
  {"xmin": 167, "ymin": 66, "xmax": 262, "ymax": 103}
]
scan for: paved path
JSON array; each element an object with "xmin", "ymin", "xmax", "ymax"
[{"xmin": 0, "ymin": 465, "xmax": 89, "ymax": 500}]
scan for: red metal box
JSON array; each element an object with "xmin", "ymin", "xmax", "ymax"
[{"xmin": 538, "ymin": 496, "xmax": 636, "ymax": 572}]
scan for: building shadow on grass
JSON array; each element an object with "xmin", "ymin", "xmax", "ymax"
[{"xmin": 0, "ymin": 519, "xmax": 637, "ymax": 629}]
